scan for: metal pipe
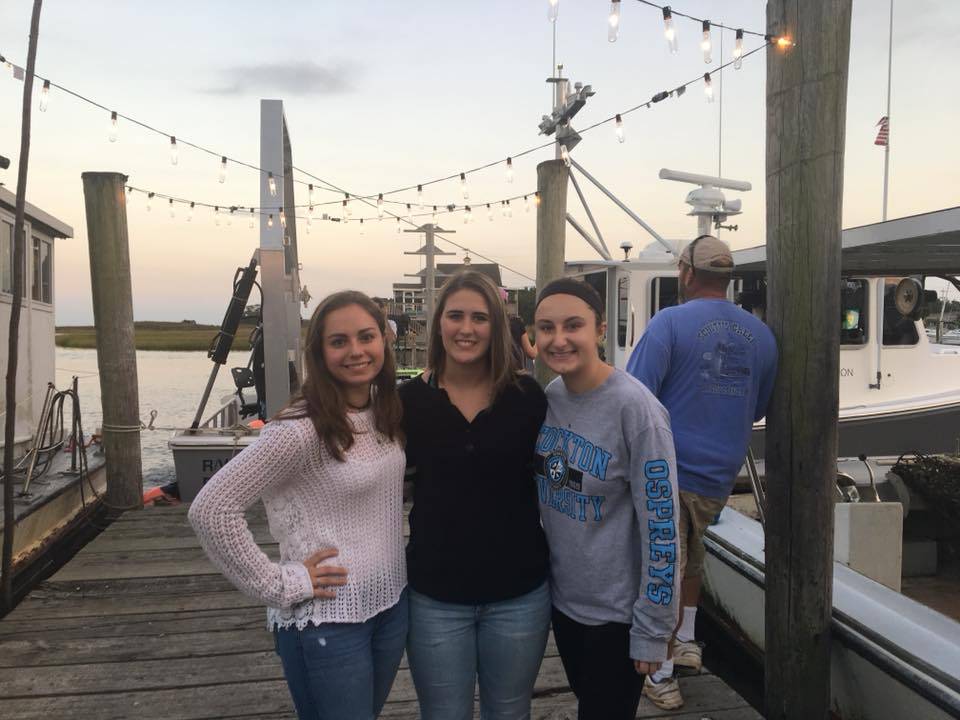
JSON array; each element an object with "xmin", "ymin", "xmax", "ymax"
[
  {"xmin": 22, "ymin": 383, "xmax": 56, "ymax": 495},
  {"xmin": 566, "ymin": 214, "xmax": 611, "ymax": 261},
  {"xmin": 190, "ymin": 366, "xmax": 221, "ymax": 431},
  {"xmin": 568, "ymin": 170, "xmax": 611, "ymax": 258},
  {"xmin": 570, "ymin": 159, "xmax": 673, "ymax": 255},
  {"xmin": 745, "ymin": 447, "xmax": 766, "ymax": 527}
]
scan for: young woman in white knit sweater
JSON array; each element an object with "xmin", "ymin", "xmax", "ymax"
[{"xmin": 189, "ymin": 290, "xmax": 407, "ymax": 720}]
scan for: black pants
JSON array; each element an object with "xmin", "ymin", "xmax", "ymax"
[{"xmin": 551, "ymin": 607, "xmax": 645, "ymax": 720}]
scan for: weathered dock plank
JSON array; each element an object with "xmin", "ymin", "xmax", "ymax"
[{"xmin": 0, "ymin": 503, "xmax": 760, "ymax": 719}]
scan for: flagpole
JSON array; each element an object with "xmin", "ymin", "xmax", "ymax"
[{"xmin": 882, "ymin": 0, "xmax": 894, "ymax": 221}]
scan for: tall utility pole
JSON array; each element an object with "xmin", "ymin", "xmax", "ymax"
[
  {"xmin": 764, "ymin": 2, "xmax": 852, "ymax": 720},
  {"xmin": 404, "ymin": 224, "xmax": 455, "ymax": 330},
  {"xmin": 1, "ymin": 0, "xmax": 43, "ymax": 613},
  {"xmin": 881, "ymin": 0, "xmax": 894, "ymax": 221}
]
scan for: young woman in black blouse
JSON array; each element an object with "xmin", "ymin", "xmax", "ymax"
[{"xmin": 399, "ymin": 271, "xmax": 550, "ymax": 720}]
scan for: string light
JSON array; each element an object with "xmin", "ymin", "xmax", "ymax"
[
  {"xmin": 39, "ymin": 79, "xmax": 49, "ymax": 112},
  {"xmin": 460, "ymin": 172, "xmax": 469, "ymax": 200},
  {"xmin": 501, "ymin": 201, "xmax": 508, "ymax": 218},
  {"xmin": 146, "ymin": 192, "xmax": 154, "ymax": 211},
  {"xmin": 344, "ymin": 193, "xmax": 352, "ymax": 218},
  {"xmin": 170, "ymin": 136, "xmax": 178, "ymax": 165},
  {"xmin": 548, "ymin": 0, "xmax": 559, "ymax": 23},
  {"xmin": 308, "ymin": 204, "xmax": 314, "ymax": 225},
  {"xmin": 109, "ymin": 111, "xmax": 119, "ymax": 142},
  {"xmin": 775, "ymin": 35, "xmax": 794, "ymax": 50},
  {"xmin": 308, "ymin": 184, "xmax": 315, "ymax": 206},
  {"xmin": 280, "ymin": 208, "xmax": 286, "ymax": 228},
  {"xmin": 506, "ymin": 157, "xmax": 514, "ymax": 184},
  {"xmin": 268, "ymin": 172, "xmax": 277, "ymax": 197},
  {"xmin": 188, "ymin": 201, "xmax": 195, "ymax": 222},
  {"xmin": 535, "ymin": 192, "xmax": 542, "ymax": 207},
  {"xmin": 377, "ymin": 193, "xmax": 384, "ymax": 218},
  {"xmin": 168, "ymin": 199, "xmax": 175, "ymax": 219},
  {"xmin": 464, "ymin": 205, "xmax": 473, "ymax": 224},
  {"xmin": 734, "ymin": 29, "xmax": 744, "ymax": 69},
  {"xmin": 704, "ymin": 72, "xmax": 714, "ymax": 102},
  {"xmin": 701, "ymin": 20, "xmax": 712, "ymax": 64},
  {"xmin": 215, "ymin": 206, "xmax": 221, "ymax": 226},
  {"xmin": 219, "ymin": 156, "xmax": 228, "ymax": 184},
  {"xmin": 227, "ymin": 208, "xmax": 234, "ymax": 226},
  {"xmin": 662, "ymin": 7, "xmax": 678, "ymax": 54},
  {"xmin": 487, "ymin": 204, "xmax": 494, "ymax": 221},
  {"xmin": 268, "ymin": 213, "xmax": 274, "ymax": 228},
  {"xmin": 615, "ymin": 113, "xmax": 625, "ymax": 143},
  {"xmin": 249, "ymin": 208, "xmax": 255, "ymax": 228},
  {"xmin": 524, "ymin": 195, "xmax": 531, "ymax": 213},
  {"xmin": 396, "ymin": 217, "xmax": 402, "ymax": 233},
  {"xmin": 432, "ymin": 206, "xmax": 439, "ymax": 225},
  {"xmin": 608, "ymin": 0, "xmax": 621, "ymax": 42},
  {"xmin": 417, "ymin": 184, "xmax": 424, "ymax": 209},
  {"xmin": 406, "ymin": 203, "xmax": 413, "ymax": 223},
  {"xmin": 506, "ymin": 200, "xmax": 513, "ymax": 218}
]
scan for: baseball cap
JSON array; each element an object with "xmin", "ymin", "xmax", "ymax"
[{"xmin": 680, "ymin": 235, "xmax": 734, "ymax": 273}]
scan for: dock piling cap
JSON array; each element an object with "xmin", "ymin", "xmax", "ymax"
[{"xmin": 681, "ymin": 235, "xmax": 734, "ymax": 274}]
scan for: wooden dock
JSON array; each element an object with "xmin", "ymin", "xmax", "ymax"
[{"xmin": 0, "ymin": 504, "xmax": 762, "ymax": 719}]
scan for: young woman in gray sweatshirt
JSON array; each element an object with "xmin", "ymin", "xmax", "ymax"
[{"xmin": 533, "ymin": 278, "xmax": 681, "ymax": 720}]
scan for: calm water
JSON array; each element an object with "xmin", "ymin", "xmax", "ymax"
[{"xmin": 55, "ymin": 348, "xmax": 239, "ymax": 488}]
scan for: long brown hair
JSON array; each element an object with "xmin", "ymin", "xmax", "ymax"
[
  {"xmin": 427, "ymin": 271, "xmax": 518, "ymax": 399},
  {"xmin": 280, "ymin": 290, "xmax": 402, "ymax": 461}
]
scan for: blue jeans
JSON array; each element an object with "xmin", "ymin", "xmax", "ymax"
[
  {"xmin": 274, "ymin": 590, "xmax": 408, "ymax": 720},
  {"xmin": 408, "ymin": 582, "xmax": 551, "ymax": 720}
]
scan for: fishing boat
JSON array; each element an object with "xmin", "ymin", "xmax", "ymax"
[{"xmin": 0, "ymin": 186, "xmax": 107, "ymax": 600}]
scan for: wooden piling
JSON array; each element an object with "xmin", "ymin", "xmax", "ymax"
[
  {"xmin": 535, "ymin": 159, "xmax": 568, "ymax": 385},
  {"xmin": 81, "ymin": 173, "xmax": 143, "ymax": 514},
  {"xmin": 763, "ymin": 2, "xmax": 852, "ymax": 719}
]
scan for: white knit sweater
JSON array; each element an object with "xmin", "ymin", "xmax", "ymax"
[{"xmin": 188, "ymin": 411, "xmax": 407, "ymax": 629}]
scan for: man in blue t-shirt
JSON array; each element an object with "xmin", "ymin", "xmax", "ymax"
[{"xmin": 626, "ymin": 235, "xmax": 777, "ymax": 710}]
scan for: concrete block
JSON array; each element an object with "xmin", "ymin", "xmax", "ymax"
[{"xmin": 834, "ymin": 502, "xmax": 903, "ymax": 591}]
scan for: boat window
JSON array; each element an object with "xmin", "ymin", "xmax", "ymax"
[
  {"xmin": 0, "ymin": 221, "xmax": 26, "ymax": 297},
  {"xmin": 617, "ymin": 276, "xmax": 630, "ymax": 348},
  {"xmin": 31, "ymin": 236, "xmax": 52, "ymax": 304},
  {"xmin": 649, "ymin": 276, "xmax": 679, "ymax": 319},
  {"xmin": 840, "ymin": 279, "xmax": 868, "ymax": 345},
  {"xmin": 883, "ymin": 277, "xmax": 919, "ymax": 346}
]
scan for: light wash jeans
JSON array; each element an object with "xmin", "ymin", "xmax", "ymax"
[
  {"xmin": 407, "ymin": 582, "xmax": 551, "ymax": 720},
  {"xmin": 273, "ymin": 590, "xmax": 408, "ymax": 720}
]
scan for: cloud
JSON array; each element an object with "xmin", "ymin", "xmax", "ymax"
[{"xmin": 204, "ymin": 61, "xmax": 360, "ymax": 96}]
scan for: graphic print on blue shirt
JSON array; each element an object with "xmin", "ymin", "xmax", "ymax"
[
  {"xmin": 697, "ymin": 320, "xmax": 755, "ymax": 398},
  {"xmin": 535, "ymin": 424, "xmax": 610, "ymax": 522},
  {"xmin": 643, "ymin": 459, "xmax": 676, "ymax": 606}
]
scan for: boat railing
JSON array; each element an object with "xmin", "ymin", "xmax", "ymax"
[{"xmin": 200, "ymin": 398, "xmax": 240, "ymax": 429}]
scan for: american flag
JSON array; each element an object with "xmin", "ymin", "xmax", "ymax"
[{"xmin": 874, "ymin": 116, "xmax": 890, "ymax": 146}]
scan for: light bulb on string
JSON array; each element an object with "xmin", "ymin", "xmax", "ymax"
[
  {"xmin": 701, "ymin": 21, "xmax": 712, "ymax": 63},
  {"xmin": 228, "ymin": 208, "xmax": 234, "ymax": 226},
  {"xmin": 548, "ymin": 0, "xmax": 559, "ymax": 23},
  {"xmin": 215, "ymin": 206, "xmax": 221, "ymax": 226},
  {"xmin": 169, "ymin": 199, "xmax": 175, "ymax": 219},
  {"xmin": 396, "ymin": 217, "xmax": 401, "ymax": 234},
  {"xmin": 487, "ymin": 204, "xmax": 494, "ymax": 222},
  {"xmin": 733, "ymin": 29, "xmax": 744, "ymax": 69},
  {"xmin": 460, "ymin": 173, "xmax": 469, "ymax": 200},
  {"xmin": 342, "ymin": 200, "xmax": 349, "ymax": 223},
  {"xmin": 406, "ymin": 203, "xmax": 413, "ymax": 224},
  {"xmin": 279, "ymin": 208, "xmax": 286, "ymax": 229},
  {"xmin": 662, "ymin": 8, "xmax": 678, "ymax": 54},
  {"xmin": 146, "ymin": 192, "xmax": 154, "ymax": 212},
  {"xmin": 249, "ymin": 208, "xmax": 255, "ymax": 229},
  {"xmin": 109, "ymin": 111, "xmax": 119, "ymax": 142},
  {"xmin": 506, "ymin": 200, "xmax": 512, "ymax": 218},
  {"xmin": 524, "ymin": 195, "xmax": 530, "ymax": 213},
  {"xmin": 170, "ymin": 136, "xmax": 178, "ymax": 165},
  {"xmin": 308, "ymin": 184, "xmax": 314, "ymax": 207},
  {"xmin": 535, "ymin": 192, "xmax": 542, "ymax": 207},
  {"xmin": 501, "ymin": 201, "xmax": 508, "ymax": 218},
  {"xmin": 39, "ymin": 79, "xmax": 49, "ymax": 112},
  {"xmin": 344, "ymin": 193, "xmax": 352, "ymax": 218},
  {"xmin": 560, "ymin": 145, "xmax": 571, "ymax": 167},
  {"xmin": 188, "ymin": 202, "xmax": 195, "ymax": 222},
  {"xmin": 615, "ymin": 113, "xmax": 625, "ymax": 143},
  {"xmin": 506, "ymin": 157, "xmax": 514, "ymax": 183},
  {"xmin": 268, "ymin": 213, "xmax": 274, "ymax": 228},
  {"xmin": 417, "ymin": 185, "xmax": 424, "ymax": 209},
  {"xmin": 219, "ymin": 156, "xmax": 228, "ymax": 184},
  {"xmin": 608, "ymin": 0, "xmax": 621, "ymax": 43},
  {"xmin": 432, "ymin": 206, "xmax": 439, "ymax": 225},
  {"xmin": 704, "ymin": 72, "xmax": 714, "ymax": 102},
  {"xmin": 464, "ymin": 206, "xmax": 472, "ymax": 224},
  {"xmin": 268, "ymin": 172, "xmax": 277, "ymax": 197},
  {"xmin": 377, "ymin": 193, "xmax": 384, "ymax": 219}
]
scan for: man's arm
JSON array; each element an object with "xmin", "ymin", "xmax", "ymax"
[{"xmin": 625, "ymin": 314, "xmax": 672, "ymax": 396}]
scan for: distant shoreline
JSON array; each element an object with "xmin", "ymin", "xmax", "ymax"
[{"xmin": 56, "ymin": 321, "xmax": 257, "ymax": 352}]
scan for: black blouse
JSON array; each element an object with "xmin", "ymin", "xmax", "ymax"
[{"xmin": 400, "ymin": 373, "xmax": 549, "ymax": 604}]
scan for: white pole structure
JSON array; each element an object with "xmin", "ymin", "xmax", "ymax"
[
  {"xmin": 259, "ymin": 99, "xmax": 303, "ymax": 416},
  {"xmin": 882, "ymin": 0, "xmax": 894, "ymax": 221},
  {"xmin": 404, "ymin": 224, "xmax": 455, "ymax": 330}
]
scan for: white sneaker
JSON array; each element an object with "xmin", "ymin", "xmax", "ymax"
[
  {"xmin": 642, "ymin": 674, "xmax": 684, "ymax": 710},
  {"xmin": 673, "ymin": 639, "xmax": 704, "ymax": 671}
]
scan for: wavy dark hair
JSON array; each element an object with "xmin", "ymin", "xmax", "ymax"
[
  {"xmin": 279, "ymin": 290, "xmax": 402, "ymax": 461},
  {"xmin": 427, "ymin": 271, "xmax": 519, "ymax": 399}
]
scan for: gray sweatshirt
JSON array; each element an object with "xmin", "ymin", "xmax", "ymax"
[{"xmin": 538, "ymin": 369, "xmax": 681, "ymax": 661}]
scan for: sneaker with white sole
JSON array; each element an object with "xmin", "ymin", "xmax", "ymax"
[
  {"xmin": 642, "ymin": 674, "xmax": 684, "ymax": 710},
  {"xmin": 672, "ymin": 639, "xmax": 704, "ymax": 671}
]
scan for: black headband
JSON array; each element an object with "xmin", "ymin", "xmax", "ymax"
[{"xmin": 536, "ymin": 277, "xmax": 605, "ymax": 318}]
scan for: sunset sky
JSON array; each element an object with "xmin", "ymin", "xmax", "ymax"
[{"xmin": 1, "ymin": 0, "xmax": 957, "ymax": 325}]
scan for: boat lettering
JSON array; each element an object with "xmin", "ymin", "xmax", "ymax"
[
  {"xmin": 840, "ymin": 368, "xmax": 854, "ymax": 377},
  {"xmin": 202, "ymin": 458, "xmax": 230, "ymax": 472}
]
